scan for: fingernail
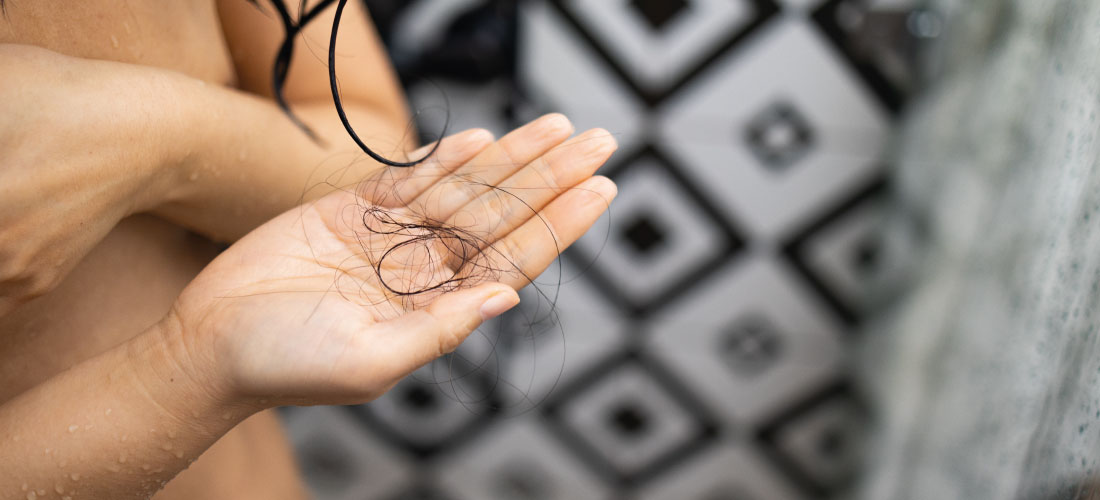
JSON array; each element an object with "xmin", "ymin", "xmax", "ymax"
[
  {"xmin": 538, "ymin": 113, "xmax": 573, "ymax": 134},
  {"xmin": 479, "ymin": 291, "xmax": 520, "ymax": 321},
  {"xmin": 584, "ymin": 131, "xmax": 618, "ymax": 157}
]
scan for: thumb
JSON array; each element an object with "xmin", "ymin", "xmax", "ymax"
[{"xmin": 376, "ymin": 282, "xmax": 520, "ymax": 375}]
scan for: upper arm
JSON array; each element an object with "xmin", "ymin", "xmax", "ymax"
[{"xmin": 216, "ymin": 0, "xmax": 409, "ymax": 125}]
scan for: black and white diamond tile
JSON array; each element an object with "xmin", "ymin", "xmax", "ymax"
[
  {"xmin": 568, "ymin": 146, "xmax": 745, "ymax": 316},
  {"xmin": 347, "ymin": 359, "xmax": 499, "ymax": 457},
  {"xmin": 658, "ymin": 18, "xmax": 889, "ymax": 242},
  {"xmin": 758, "ymin": 382, "xmax": 870, "ymax": 496},
  {"xmin": 781, "ymin": 177, "xmax": 916, "ymax": 324},
  {"xmin": 542, "ymin": 351, "xmax": 719, "ymax": 487},
  {"xmin": 647, "ymin": 257, "xmax": 845, "ymax": 425},
  {"xmin": 289, "ymin": 1, "xmax": 911, "ymax": 498}
]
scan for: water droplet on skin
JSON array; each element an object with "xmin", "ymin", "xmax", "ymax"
[
  {"xmin": 167, "ymin": 429, "xmax": 177, "ymax": 439},
  {"xmin": 54, "ymin": 484, "xmax": 64, "ymax": 494},
  {"xmin": 258, "ymin": 399, "xmax": 268, "ymax": 405},
  {"xmin": 110, "ymin": 35, "xmax": 119, "ymax": 49},
  {"xmin": 70, "ymin": 473, "xmax": 80, "ymax": 481},
  {"xmin": 141, "ymin": 464, "xmax": 151, "ymax": 471},
  {"xmin": 189, "ymin": 171, "xmax": 199, "ymax": 182},
  {"xmin": 162, "ymin": 442, "xmax": 173, "ymax": 451},
  {"xmin": 222, "ymin": 412, "xmax": 232, "ymax": 420},
  {"xmin": 25, "ymin": 491, "xmax": 36, "ymax": 500},
  {"xmin": 107, "ymin": 464, "xmax": 121, "ymax": 473},
  {"xmin": 174, "ymin": 450, "xmax": 184, "ymax": 459},
  {"xmin": 20, "ymin": 483, "xmax": 27, "ymax": 491},
  {"xmin": 67, "ymin": 425, "xmax": 78, "ymax": 433},
  {"xmin": 105, "ymin": 408, "xmax": 112, "ymax": 416},
  {"xmin": 36, "ymin": 490, "xmax": 45, "ymax": 497}
]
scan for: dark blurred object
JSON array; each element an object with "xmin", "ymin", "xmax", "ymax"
[
  {"xmin": 364, "ymin": 0, "xmax": 518, "ymax": 85},
  {"xmin": 814, "ymin": 1, "xmax": 943, "ymax": 112}
]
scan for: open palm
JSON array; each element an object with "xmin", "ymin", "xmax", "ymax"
[{"xmin": 169, "ymin": 115, "xmax": 618, "ymax": 407}]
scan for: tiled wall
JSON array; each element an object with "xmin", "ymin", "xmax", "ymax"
[{"xmin": 283, "ymin": 1, "xmax": 915, "ymax": 498}]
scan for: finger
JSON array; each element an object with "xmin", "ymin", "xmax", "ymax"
[
  {"xmin": 410, "ymin": 113, "xmax": 575, "ymax": 221},
  {"xmin": 369, "ymin": 282, "xmax": 520, "ymax": 380},
  {"xmin": 470, "ymin": 175, "xmax": 617, "ymax": 290},
  {"xmin": 444, "ymin": 129, "xmax": 617, "ymax": 265},
  {"xmin": 359, "ymin": 128, "xmax": 495, "ymax": 207}
]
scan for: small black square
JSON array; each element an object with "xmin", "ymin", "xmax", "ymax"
[
  {"xmin": 401, "ymin": 384, "xmax": 439, "ymax": 412},
  {"xmin": 630, "ymin": 0, "xmax": 690, "ymax": 31},
  {"xmin": 298, "ymin": 437, "xmax": 357, "ymax": 492},
  {"xmin": 849, "ymin": 234, "xmax": 881, "ymax": 275},
  {"xmin": 745, "ymin": 101, "xmax": 816, "ymax": 171},
  {"xmin": 720, "ymin": 317, "xmax": 783, "ymax": 377},
  {"xmin": 607, "ymin": 400, "xmax": 651, "ymax": 439},
  {"xmin": 621, "ymin": 214, "xmax": 668, "ymax": 256}
]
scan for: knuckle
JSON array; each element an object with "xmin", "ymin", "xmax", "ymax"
[{"xmin": 435, "ymin": 322, "xmax": 465, "ymax": 356}]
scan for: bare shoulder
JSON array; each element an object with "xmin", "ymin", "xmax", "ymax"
[{"xmin": 0, "ymin": 0, "xmax": 234, "ymax": 84}]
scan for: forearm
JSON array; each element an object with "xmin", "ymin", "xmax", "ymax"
[
  {"xmin": 0, "ymin": 317, "xmax": 256, "ymax": 500},
  {"xmin": 151, "ymin": 74, "xmax": 414, "ymax": 242}
]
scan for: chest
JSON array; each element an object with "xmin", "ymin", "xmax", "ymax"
[{"xmin": 0, "ymin": 0, "xmax": 236, "ymax": 84}]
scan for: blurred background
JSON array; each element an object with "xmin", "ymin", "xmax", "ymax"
[{"xmin": 280, "ymin": 0, "xmax": 1100, "ymax": 499}]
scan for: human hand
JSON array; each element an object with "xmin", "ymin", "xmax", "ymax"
[{"xmin": 165, "ymin": 114, "xmax": 618, "ymax": 408}]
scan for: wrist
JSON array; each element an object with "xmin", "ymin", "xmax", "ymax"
[
  {"xmin": 123, "ymin": 311, "xmax": 259, "ymax": 431},
  {"xmin": 125, "ymin": 69, "xmax": 209, "ymax": 216}
]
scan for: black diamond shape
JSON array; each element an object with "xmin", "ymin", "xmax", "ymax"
[
  {"xmin": 621, "ymin": 214, "xmax": 668, "ymax": 256},
  {"xmin": 543, "ymin": 351, "xmax": 719, "ymax": 487},
  {"xmin": 630, "ymin": 0, "xmax": 689, "ymax": 31},
  {"xmin": 816, "ymin": 427, "xmax": 847, "ymax": 457},
  {"xmin": 745, "ymin": 100, "xmax": 815, "ymax": 171},
  {"xmin": 719, "ymin": 316, "xmax": 783, "ymax": 377},
  {"xmin": 607, "ymin": 400, "xmax": 651, "ymax": 438},
  {"xmin": 401, "ymin": 385, "xmax": 439, "ymax": 412},
  {"xmin": 850, "ymin": 234, "xmax": 881, "ymax": 275},
  {"xmin": 298, "ymin": 437, "xmax": 357, "ymax": 492}
]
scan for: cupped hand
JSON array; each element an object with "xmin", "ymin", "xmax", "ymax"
[{"xmin": 168, "ymin": 114, "xmax": 618, "ymax": 407}]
